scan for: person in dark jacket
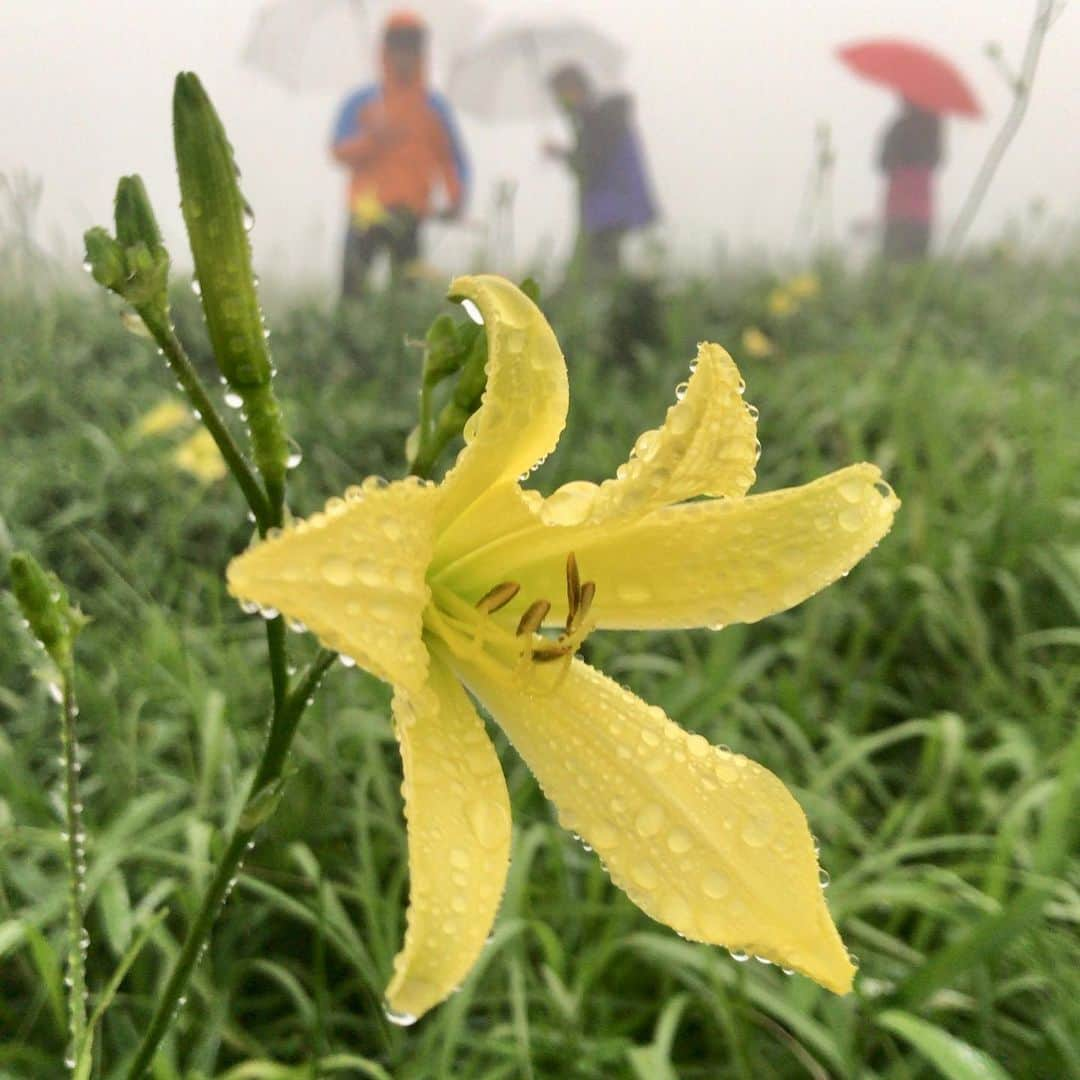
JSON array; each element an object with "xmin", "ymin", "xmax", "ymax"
[
  {"xmin": 543, "ymin": 64, "xmax": 658, "ymax": 282},
  {"xmin": 878, "ymin": 99, "xmax": 943, "ymax": 261}
]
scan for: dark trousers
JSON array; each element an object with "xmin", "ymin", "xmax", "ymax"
[
  {"xmin": 882, "ymin": 219, "xmax": 931, "ymax": 262},
  {"xmin": 580, "ymin": 226, "xmax": 626, "ymax": 283},
  {"xmin": 341, "ymin": 208, "xmax": 420, "ymax": 300}
]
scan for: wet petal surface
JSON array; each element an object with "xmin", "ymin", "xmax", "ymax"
[
  {"xmin": 227, "ymin": 478, "xmax": 438, "ymax": 696},
  {"xmin": 386, "ymin": 649, "xmax": 512, "ymax": 1019},
  {"xmin": 457, "ymin": 656, "xmax": 854, "ymax": 993}
]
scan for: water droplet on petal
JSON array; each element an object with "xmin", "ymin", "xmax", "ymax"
[
  {"xmin": 703, "ymin": 869, "xmax": 730, "ymax": 898},
  {"xmin": 321, "ymin": 557, "xmax": 353, "ymax": 586},
  {"xmin": 461, "ymin": 298, "xmax": 484, "ymax": 324},
  {"xmin": 635, "ymin": 804, "xmax": 664, "ymax": 838},
  {"xmin": 384, "ymin": 1003, "xmax": 418, "ymax": 1027},
  {"xmin": 729, "ymin": 949, "xmax": 749, "ymax": 962}
]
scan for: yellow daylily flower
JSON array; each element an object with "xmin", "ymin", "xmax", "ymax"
[
  {"xmin": 227, "ymin": 275, "xmax": 899, "ymax": 1022},
  {"xmin": 173, "ymin": 428, "xmax": 227, "ymax": 483},
  {"xmin": 786, "ymin": 272, "xmax": 822, "ymax": 300},
  {"xmin": 741, "ymin": 326, "xmax": 776, "ymax": 358},
  {"xmin": 767, "ymin": 287, "xmax": 798, "ymax": 318},
  {"xmin": 135, "ymin": 398, "xmax": 192, "ymax": 438}
]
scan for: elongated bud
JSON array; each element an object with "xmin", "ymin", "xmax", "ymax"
[
  {"xmin": 9, "ymin": 552, "xmax": 86, "ymax": 668},
  {"xmin": 173, "ymin": 71, "xmax": 288, "ymax": 517},
  {"xmin": 115, "ymin": 175, "xmax": 165, "ymax": 254}
]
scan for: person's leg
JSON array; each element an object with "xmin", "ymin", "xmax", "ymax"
[
  {"xmin": 386, "ymin": 208, "xmax": 421, "ymax": 285},
  {"xmin": 585, "ymin": 228, "xmax": 624, "ymax": 283},
  {"xmin": 342, "ymin": 221, "xmax": 381, "ymax": 301}
]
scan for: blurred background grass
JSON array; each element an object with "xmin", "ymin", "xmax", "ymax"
[{"xmin": 1, "ymin": 247, "xmax": 1078, "ymax": 1078}]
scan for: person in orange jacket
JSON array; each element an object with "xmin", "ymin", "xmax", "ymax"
[{"xmin": 331, "ymin": 11, "xmax": 469, "ymax": 299}]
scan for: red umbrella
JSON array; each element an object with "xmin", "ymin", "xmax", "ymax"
[{"xmin": 837, "ymin": 39, "xmax": 982, "ymax": 118}]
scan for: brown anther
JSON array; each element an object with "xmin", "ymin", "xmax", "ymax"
[
  {"xmin": 475, "ymin": 580, "xmax": 521, "ymax": 614},
  {"xmin": 532, "ymin": 643, "xmax": 571, "ymax": 663},
  {"xmin": 566, "ymin": 552, "xmax": 581, "ymax": 615},
  {"xmin": 578, "ymin": 581, "xmax": 596, "ymax": 622},
  {"xmin": 516, "ymin": 598, "xmax": 551, "ymax": 637}
]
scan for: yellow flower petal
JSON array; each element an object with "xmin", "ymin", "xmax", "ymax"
[
  {"xmin": 457, "ymin": 656, "xmax": 854, "ymax": 992},
  {"xmin": 446, "ymin": 464, "xmax": 897, "ymax": 631},
  {"xmin": 386, "ymin": 649, "xmax": 511, "ymax": 1021},
  {"xmin": 226, "ymin": 478, "xmax": 438, "ymax": 696},
  {"xmin": 539, "ymin": 343, "xmax": 758, "ymax": 528},
  {"xmin": 173, "ymin": 428, "xmax": 227, "ymax": 483},
  {"xmin": 437, "ymin": 276, "xmax": 569, "ymax": 531},
  {"xmin": 136, "ymin": 398, "xmax": 192, "ymax": 438}
]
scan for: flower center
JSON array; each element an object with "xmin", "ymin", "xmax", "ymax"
[{"xmin": 424, "ymin": 553, "xmax": 597, "ymax": 689}]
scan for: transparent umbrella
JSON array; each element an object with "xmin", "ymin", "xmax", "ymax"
[
  {"xmin": 243, "ymin": 0, "xmax": 482, "ymax": 93},
  {"xmin": 448, "ymin": 17, "xmax": 626, "ymax": 121}
]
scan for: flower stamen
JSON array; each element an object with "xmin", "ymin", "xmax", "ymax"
[{"xmin": 475, "ymin": 580, "xmax": 521, "ymax": 614}]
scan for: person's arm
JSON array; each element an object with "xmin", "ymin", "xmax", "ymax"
[
  {"xmin": 429, "ymin": 93, "xmax": 470, "ymax": 215},
  {"xmin": 330, "ymin": 88, "xmax": 380, "ymax": 167}
]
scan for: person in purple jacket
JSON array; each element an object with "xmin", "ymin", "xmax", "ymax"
[{"xmin": 543, "ymin": 64, "xmax": 658, "ymax": 282}]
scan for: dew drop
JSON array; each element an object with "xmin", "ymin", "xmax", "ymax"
[
  {"xmin": 321, "ymin": 557, "xmax": 353, "ymax": 586},
  {"xmin": 385, "ymin": 1003, "xmax": 418, "ymax": 1027},
  {"xmin": 818, "ymin": 868, "xmax": 831, "ymax": 889},
  {"xmin": 729, "ymin": 949, "xmax": 750, "ymax": 962},
  {"xmin": 667, "ymin": 828, "xmax": 692, "ymax": 853},
  {"xmin": 703, "ymin": 869, "xmax": 730, "ymax": 898},
  {"xmin": 191, "ymin": 277, "xmax": 202, "ymax": 297},
  {"xmin": 242, "ymin": 203, "xmax": 256, "ymax": 231},
  {"xmin": 224, "ymin": 390, "xmax": 243, "ymax": 409},
  {"xmin": 461, "ymin": 298, "xmax": 484, "ymax": 324},
  {"xmin": 635, "ymin": 804, "xmax": 664, "ymax": 838},
  {"xmin": 674, "ymin": 381, "xmax": 690, "ymax": 401},
  {"xmin": 48, "ymin": 682, "xmax": 63, "ymax": 704}
]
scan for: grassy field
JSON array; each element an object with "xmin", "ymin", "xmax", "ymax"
[{"xmin": 1, "ymin": 250, "xmax": 1078, "ymax": 1079}]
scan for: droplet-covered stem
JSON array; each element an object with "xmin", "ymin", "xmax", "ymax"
[
  {"xmin": 138, "ymin": 307, "xmax": 271, "ymax": 529},
  {"xmin": 121, "ymin": 648, "xmax": 336, "ymax": 1080},
  {"xmin": 60, "ymin": 671, "xmax": 88, "ymax": 1070}
]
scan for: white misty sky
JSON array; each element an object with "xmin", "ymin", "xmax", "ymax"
[{"xmin": 2, "ymin": 0, "xmax": 1077, "ymax": 283}]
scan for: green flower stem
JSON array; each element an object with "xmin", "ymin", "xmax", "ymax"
[
  {"xmin": 60, "ymin": 668, "xmax": 88, "ymax": 1070},
  {"xmin": 122, "ymin": 647, "xmax": 337, "ymax": 1080},
  {"xmin": 138, "ymin": 308, "xmax": 271, "ymax": 530}
]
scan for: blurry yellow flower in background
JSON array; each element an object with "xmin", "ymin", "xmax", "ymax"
[
  {"xmin": 767, "ymin": 287, "xmax": 798, "ymax": 318},
  {"xmin": 173, "ymin": 428, "xmax": 227, "ymax": 483},
  {"xmin": 741, "ymin": 326, "xmax": 776, "ymax": 358},
  {"xmin": 134, "ymin": 399, "xmax": 191, "ymax": 438},
  {"xmin": 786, "ymin": 272, "xmax": 822, "ymax": 300},
  {"xmin": 227, "ymin": 276, "xmax": 899, "ymax": 1023}
]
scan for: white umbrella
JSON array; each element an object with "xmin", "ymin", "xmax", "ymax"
[
  {"xmin": 448, "ymin": 17, "xmax": 626, "ymax": 122},
  {"xmin": 243, "ymin": 0, "xmax": 482, "ymax": 94}
]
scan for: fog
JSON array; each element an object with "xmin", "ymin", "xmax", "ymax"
[{"xmin": 2, "ymin": 0, "xmax": 1077, "ymax": 283}]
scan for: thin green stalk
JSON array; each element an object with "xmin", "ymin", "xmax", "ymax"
[
  {"xmin": 138, "ymin": 307, "xmax": 271, "ymax": 530},
  {"xmin": 60, "ymin": 669, "xmax": 88, "ymax": 1071},
  {"xmin": 122, "ymin": 648, "xmax": 337, "ymax": 1080}
]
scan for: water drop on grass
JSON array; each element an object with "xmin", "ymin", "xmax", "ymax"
[{"xmin": 224, "ymin": 391, "xmax": 243, "ymax": 409}]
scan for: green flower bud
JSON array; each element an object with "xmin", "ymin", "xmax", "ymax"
[
  {"xmin": 173, "ymin": 72, "xmax": 288, "ymax": 517},
  {"xmin": 9, "ymin": 552, "xmax": 86, "ymax": 668},
  {"xmin": 82, "ymin": 228, "xmax": 126, "ymax": 293}
]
